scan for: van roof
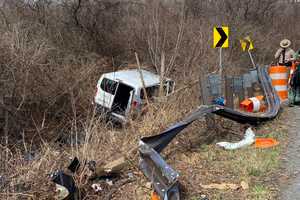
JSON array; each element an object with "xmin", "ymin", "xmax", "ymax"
[{"xmin": 103, "ymin": 69, "xmax": 161, "ymax": 88}]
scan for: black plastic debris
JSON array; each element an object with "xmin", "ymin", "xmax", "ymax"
[
  {"xmin": 24, "ymin": 152, "xmax": 36, "ymax": 162},
  {"xmin": 87, "ymin": 160, "xmax": 96, "ymax": 172},
  {"xmin": 68, "ymin": 157, "xmax": 80, "ymax": 173},
  {"xmin": 52, "ymin": 170, "xmax": 78, "ymax": 200},
  {"xmin": 0, "ymin": 175, "xmax": 7, "ymax": 190},
  {"xmin": 51, "ymin": 157, "xmax": 81, "ymax": 200}
]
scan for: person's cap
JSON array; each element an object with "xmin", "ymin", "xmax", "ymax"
[{"xmin": 280, "ymin": 39, "xmax": 291, "ymax": 48}]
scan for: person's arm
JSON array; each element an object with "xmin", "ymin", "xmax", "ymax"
[
  {"xmin": 289, "ymin": 49, "xmax": 296, "ymax": 61},
  {"xmin": 275, "ymin": 48, "xmax": 283, "ymax": 59}
]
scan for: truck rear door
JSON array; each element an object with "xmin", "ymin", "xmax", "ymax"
[{"xmin": 96, "ymin": 77, "xmax": 119, "ymax": 109}]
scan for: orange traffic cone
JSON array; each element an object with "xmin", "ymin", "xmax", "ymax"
[
  {"xmin": 240, "ymin": 95, "xmax": 265, "ymax": 112},
  {"xmin": 151, "ymin": 191, "xmax": 160, "ymax": 200}
]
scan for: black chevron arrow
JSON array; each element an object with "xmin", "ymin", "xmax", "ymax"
[
  {"xmin": 215, "ymin": 27, "xmax": 228, "ymax": 47},
  {"xmin": 245, "ymin": 40, "xmax": 250, "ymax": 50}
]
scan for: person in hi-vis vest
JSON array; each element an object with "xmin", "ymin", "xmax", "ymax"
[{"xmin": 275, "ymin": 39, "xmax": 295, "ymax": 67}]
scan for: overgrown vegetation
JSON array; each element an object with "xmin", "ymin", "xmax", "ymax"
[{"xmin": 0, "ymin": 0, "xmax": 299, "ymax": 199}]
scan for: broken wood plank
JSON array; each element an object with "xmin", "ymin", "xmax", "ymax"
[{"xmin": 90, "ymin": 156, "xmax": 128, "ymax": 179}]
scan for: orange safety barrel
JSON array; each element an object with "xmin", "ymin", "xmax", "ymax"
[{"xmin": 269, "ymin": 65, "xmax": 288, "ymax": 101}]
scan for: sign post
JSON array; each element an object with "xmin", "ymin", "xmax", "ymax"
[
  {"xmin": 219, "ymin": 48, "xmax": 222, "ymax": 77},
  {"xmin": 240, "ymin": 36, "xmax": 255, "ymax": 68}
]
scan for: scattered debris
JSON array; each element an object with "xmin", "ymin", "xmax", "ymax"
[
  {"xmin": 216, "ymin": 127, "xmax": 255, "ymax": 150},
  {"xmin": 200, "ymin": 183, "xmax": 240, "ymax": 190},
  {"xmin": 240, "ymin": 181, "xmax": 249, "ymax": 190},
  {"xmin": 55, "ymin": 184, "xmax": 70, "ymax": 200},
  {"xmin": 87, "ymin": 160, "xmax": 97, "ymax": 172},
  {"xmin": 255, "ymin": 138, "xmax": 279, "ymax": 148},
  {"xmin": 52, "ymin": 170, "xmax": 78, "ymax": 200},
  {"xmin": 50, "ymin": 157, "xmax": 80, "ymax": 200},
  {"xmin": 106, "ymin": 179, "xmax": 114, "ymax": 186},
  {"xmin": 68, "ymin": 157, "xmax": 80, "ymax": 173},
  {"xmin": 127, "ymin": 172, "xmax": 134, "ymax": 179},
  {"xmin": 90, "ymin": 156, "xmax": 128, "ymax": 180},
  {"xmin": 200, "ymin": 181, "xmax": 249, "ymax": 191},
  {"xmin": 199, "ymin": 194, "xmax": 209, "ymax": 200},
  {"xmin": 213, "ymin": 97, "xmax": 226, "ymax": 106},
  {"xmin": 91, "ymin": 183, "xmax": 102, "ymax": 193}
]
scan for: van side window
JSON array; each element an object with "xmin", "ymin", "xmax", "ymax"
[
  {"xmin": 100, "ymin": 78, "xmax": 118, "ymax": 95},
  {"xmin": 140, "ymin": 86, "xmax": 159, "ymax": 100}
]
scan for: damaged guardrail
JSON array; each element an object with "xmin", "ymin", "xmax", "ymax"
[
  {"xmin": 139, "ymin": 106, "xmax": 216, "ymax": 200},
  {"xmin": 139, "ymin": 142, "xmax": 180, "ymax": 200},
  {"xmin": 139, "ymin": 66, "xmax": 281, "ymax": 200}
]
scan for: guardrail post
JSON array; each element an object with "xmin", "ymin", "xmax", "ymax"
[
  {"xmin": 200, "ymin": 74, "xmax": 215, "ymax": 130},
  {"xmin": 243, "ymin": 73, "xmax": 253, "ymax": 97},
  {"xmin": 200, "ymin": 74, "xmax": 210, "ymax": 105},
  {"xmin": 233, "ymin": 76, "xmax": 244, "ymax": 106},
  {"xmin": 225, "ymin": 76, "xmax": 234, "ymax": 109},
  {"xmin": 208, "ymin": 74, "xmax": 222, "ymax": 100}
]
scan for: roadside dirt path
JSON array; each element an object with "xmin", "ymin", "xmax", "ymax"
[{"xmin": 280, "ymin": 106, "xmax": 300, "ymax": 200}]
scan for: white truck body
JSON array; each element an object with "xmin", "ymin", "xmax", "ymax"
[{"xmin": 94, "ymin": 69, "xmax": 174, "ymax": 122}]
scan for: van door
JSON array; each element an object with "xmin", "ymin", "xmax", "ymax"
[
  {"xmin": 96, "ymin": 78, "xmax": 119, "ymax": 109},
  {"xmin": 111, "ymin": 82, "xmax": 134, "ymax": 116}
]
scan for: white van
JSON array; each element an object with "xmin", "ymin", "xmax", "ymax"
[{"xmin": 94, "ymin": 69, "xmax": 175, "ymax": 122}]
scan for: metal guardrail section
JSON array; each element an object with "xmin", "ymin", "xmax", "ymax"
[
  {"xmin": 139, "ymin": 66, "xmax": 281, "ymax": 200},
  {"xmin": 139, "ymin": 142, "xmax": 180, "ymax": 200},
  {"xmin": 213, "ymin": 66, "xmax": 281, "ymax": 124}
]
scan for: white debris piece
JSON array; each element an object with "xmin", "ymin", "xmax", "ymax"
[
  {"xmin": 56, "ymin": 184, "xmax": 69, "ymax": 200},
  {"xmin": 91, "ymin": 183, "xmax": 102, "ymax": 192},
  {"xmin": 216, "ymin": 127, "xmax": 255, "ymax": 150}
]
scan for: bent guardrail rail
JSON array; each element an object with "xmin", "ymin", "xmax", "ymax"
[{"xmin": 139, "ymin": 66, "xmax": 281, "ymax": 200}]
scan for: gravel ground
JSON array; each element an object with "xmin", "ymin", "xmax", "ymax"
[{"xmin": 280, "ymin": 106, "xmax": 300, "ymax": 200}]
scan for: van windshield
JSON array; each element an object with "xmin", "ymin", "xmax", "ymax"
[{"xmin": 100, "ymin": 78, "xmax": 118, "ymax": 95}]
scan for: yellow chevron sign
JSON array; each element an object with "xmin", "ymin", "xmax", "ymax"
[
  {"xmin": 240, "ymin": 36, "xmax": 254, "ymax": 51},
  {"xmin": 213, "ymin": 26, "xmax": 229, "ymax": 48}
]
